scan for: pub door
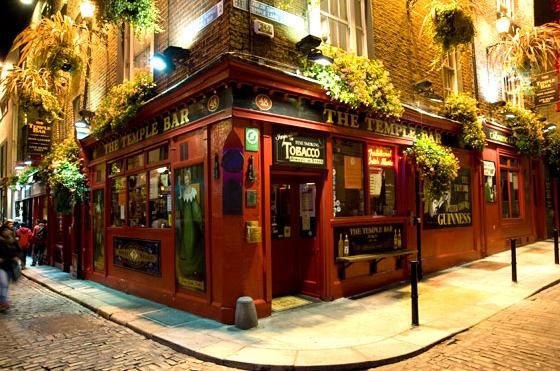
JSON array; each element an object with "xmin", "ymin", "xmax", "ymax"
[{"xmin": 270, "ymin": 174, "xmax": 322, "ymax": 298}]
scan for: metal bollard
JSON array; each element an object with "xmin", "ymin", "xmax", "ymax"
[
  {"xmin": 554, "ymin": 229, "xmax": 559, "ymax": 265},
  {"xmin": 410, "ymin": 260, "xmax": 419, "ymax": 326},
  {"xmin": 511, "ymin": 238, "xmax": 517, "ymax": 283}
]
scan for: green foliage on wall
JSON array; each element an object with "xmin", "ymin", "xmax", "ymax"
[
  {"xmin": 91, "ymin": 73, "xmax": 157, "ymax": 138},
  {"xmin": 406, "ymin": 134, "xmax": 460, "ymax": 200},
  {"xmin": 440, "ymin": 93, "xmax": 485, "ymax": 151},
  {"xmin": 97, "ymin": 0, "xmax": 161, "ymax": 33},
  {"xmin": 502, "ymin": 103, "xmax": 544, "ymax": 156},
  {"xmin": 303, "ymin": 45, "xmax": 403, "ymax": 119},
  {"xmin": 430, "ymin": 2, "xmax": 475, "ymax": 52}
]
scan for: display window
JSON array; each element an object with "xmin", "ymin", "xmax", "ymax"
[
  {"xmin": 333, "ymin": 138, "xmax": 397, "ymax": 217},
  {"xmin": 92, "ymin": 189, "xmax": 105, "ymax": 271},
  {"xmin": 107, "ymin": 145, "xmax": 171, "ymax": 228},
  {"xmin": 499, "ymin": 156, "xmax": 521, "ymax": 219}
]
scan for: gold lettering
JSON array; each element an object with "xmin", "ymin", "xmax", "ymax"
[
  {"xmin": 149, "ymin": 122, "xmax": 158, "ymax": 137},
  {"xmin": 163, "ymin": 116, "xmax": 171, "ymax": 131},
  {"xmin": 172, "ymin": 112, "xmax": 180, "ymax": 128},
  {"xmin": 435, "ymin": 132, "xmax": 442, "ymax": 144},
  {"xmin": 324, "ymin": 109, "xmax": 336, "ymax": 124},
  {"xmin": 337, "ymin": 112, "xmax": 350, "ymax": 127},
  {"xmin": 350, "ymin": 114, "xmax": 359, "ymax": 128},
  {"xmin": 180, "ymin": 108, "xmax": 189, "ymax": 125},
  {"xmin": 376, "ymin": 120, "xmax": 384, "ymax": 133},
  {"xmin": 365, "ymin": 117, "xmax": 375, "ymax": 131}
]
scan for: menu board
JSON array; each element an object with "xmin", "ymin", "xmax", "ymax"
[{"xmin": 424, "ymin": 168, "xmax": 472, "ymax": 229}]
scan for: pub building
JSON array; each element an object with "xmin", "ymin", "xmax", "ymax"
[{"xmin": 80, "ymin": 55, "xmax": 547, "ymax": 324}]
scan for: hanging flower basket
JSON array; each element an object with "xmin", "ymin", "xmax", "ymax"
[
  {"xmin": 431, "ymin": 3, "xmax": 475, "ymax": 52},
  {"xmin": 406, "ymin": 134, "xmax": 460, "ymax": 200},
  {"xmin": 97, "ymin": 0, "xmax": 161, "ymax": 33},
  {"xmin": 502, "ymin": 103, "xmax": 544, "ymax": 156},
  {"xmin": 440, "ymin": 93, "xmax": 485, "ymax": 151},
  {"xmin": 46, "ymin": 46, "xmax": 82, "ymax": 75}
]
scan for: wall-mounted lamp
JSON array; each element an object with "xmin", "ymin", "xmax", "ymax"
[
  {"xmin": 544, "ymin": 123, "xmax": 557, "ymax": 133},
  {"xmin": 496, "ymin": 13, "xmax": 511, "ymax": 35},
  {"xmin": 150, "ymin": 46, "xmax": 190, "ymax": 73},
  {"xmin": 296, "ymin": 35, "xmax": 333, "ymax": 66},
  {"xmin": 80, "ymin": 0, "xmax": 96, "ymax": 19},
  {"xmin": 412, "ymin": 79, "xmax": 444, "ymax": 103},
  {"xmin": 75, "ymin": 109, "xmax": 94, "ymax": 140},
  {"xmin": 20, "ymin": 0, "xmax": 33, "ymax": 5}
]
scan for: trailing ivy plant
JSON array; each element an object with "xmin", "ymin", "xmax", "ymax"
[
  {"xmin": 545, "ymin": 129, "xmax": 560, "ymax": 173},
  {"xmin": 17, "ymin": 167, "xmax": 38, "ymax": 187},
  {"xmin": 91, "ymin": 73, "xmax": 157, "ymax": 138},
  {"xmin": 38, "ymin": 138, "xmax": 88, "ymax": 214},
  {"xmin": 502, "ymin": 102, "xmax": 544, "ymax": 156},
  {"xmin": 429, "ymin": 2, "xmax": 475, "ymax": 52},
  {"xmin": 303, "ymin": 45, "xmax": 403, "ymax": 119},
  {"xmin": 406, "ymin": 134, "xmax": 460, "ymax": 200},
  {"xmin": 440, "ymin": 93, "xmax": 485, "ymax": 151},
  {"xmin": 97, "ymin": 0, "xmax": 161, "ymax": 34}
]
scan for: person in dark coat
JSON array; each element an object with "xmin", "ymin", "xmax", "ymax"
[{"xmin": 0, "ymin": 225, "xmax": 21, "ymax": 311}]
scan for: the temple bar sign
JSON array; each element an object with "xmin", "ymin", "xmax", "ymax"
[
  {"xmin": 273, "ymin": 132, "xmax": 326, "ymax": 167},
  {"xmin": 534, "ymin": 71, "xmax": 558, "ymax": 106},
  {"xmin": 323, "ymin": 109, "xmax": 442, "ymax": 144}
]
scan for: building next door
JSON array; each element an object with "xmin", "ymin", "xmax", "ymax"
[{"xmin": 270, "ymin": 173, "xmax": 323, "ymax": 298}]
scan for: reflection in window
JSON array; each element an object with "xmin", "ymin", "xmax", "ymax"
[
  {"xmin": 94, "ymin": 163, "xmax": 106, "ymax": 184},
  {"xmin": 149, "ymin": 167, "xmax": 171, "ymax": 228},
  {"xmin": 148, "ymin": 146, "xmax": 169, "ymax": 164},
  {"xmin": 110, "ymin": 177, "xmax": 126, "ymax": 227},
  {"xmin": 369, "ymin": 167, "xmax": 396, "ymax": 216},
  {"xmin": 128, "ymin": 173, "xmax": 147, "ymax": 227},
  {"xmin": 93, "ymin": 189, "xmax": 105, "ymax": 271},
  {"xmin": 500, "ymin": 156, "xmax": 520, "ymax": 218},
  {"xmin": 109, "ymin": 160, "xmax": 124, "ymax": 176},
  {"xmin": 127, "ymin": 153, "xmax": 144, "ymax": 170},
  {"xmin": 333, "ymin": 138, "xmax": 364, "ymax": 217}
]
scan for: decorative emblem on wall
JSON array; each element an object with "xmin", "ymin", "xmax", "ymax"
[
  {"xmin": 207, "ymin": 95, "xmax": 220, "ymax": 112},
  {"xmin": 255, "ymin": 94, "xmax": 273, "ymax": 111}
]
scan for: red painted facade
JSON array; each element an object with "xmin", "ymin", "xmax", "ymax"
[{"xmin": 80, "ymin": 57, "xmax": 548, "ymax": 324}]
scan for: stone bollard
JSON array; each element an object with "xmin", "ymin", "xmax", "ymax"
[{"xmin": 235, "ymin": 296, "xmax": 258, "ymax": 330}]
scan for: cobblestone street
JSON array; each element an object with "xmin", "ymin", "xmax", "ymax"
[
  {"xmin": 375, "ymin": 283, "xmax": 560, "ymax": 370},
  {"xmin": 0, "ymin": 277, "xmax": 236, "ymax": 371}
]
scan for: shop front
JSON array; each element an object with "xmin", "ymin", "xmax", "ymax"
[{"xmin": 81, "ymin": 57, "xmax": 545, "ymax": 324}]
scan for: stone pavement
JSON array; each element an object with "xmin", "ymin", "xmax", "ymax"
[
  {"xmin": 20, "ymin": 240, "xmax": 560, "ymax": 370},
  {"xmin": 0, "ymin": 277, "xmax": 233, "ymax": 371}
]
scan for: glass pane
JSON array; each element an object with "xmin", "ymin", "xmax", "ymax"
[
  {"xmin": 333, "ymin": 138, "xmax": 364, "ymax": 217},
  {"xmin": 175, "ymin": 165, "xmax": 206, "ymax": 292},
  {"xmin": 510, "ymin": 172, "xmax": 520, "ymax": 218},
  {"xmin": 510, "ymin": 158, "xmax": 519, "ymax": 168},
  {"xmin": 356, "ymin": 31, "xmax": 364, "ymax": 56},
  {"xmin": 127, "ymin": 153, "xmax": 144, "ymax": 170},
  {"xmin": 94, "ymin": 163, "xmax": 106, "ymax": 183},
  {"xmin": 321, "ymin": 0, "xmax": 328, "ymax": 12},
  {"xmin": 271, "ymin": 184, "xmax": 292, "ymax": 239},
  {"xmin": 132, "ymin": 29, "xmax": 153, "ymax": 79},
  {"xmin": 148, "ymin": 146, "xmax": 169, "ymax": 164},
  {"xmin": 499, "ymin": 156, "xmax": 508, "ymax": 166},
  {"xmin": 329, "ymin": 19, "xmax": 338, "ymax": 45},
  {"xmin": 338, "ymin": 22, "xmax": 347, "ymax": 50},
  {"xmin": 369, "ymin": 167, "xmax": 396, "ymax": 216},
  {"xmin": 339, "ymin": 0, "xmax": 347, "ymax": 20},
  {"xmin": 109, "ymin": 160, "xmax": 124, "ymax": 176},
  {"xmin": 93, "ymin": 189, "xmax": 105, "ymax": 271},
  {"xmin": 330, "ymin": 0, "xmax": 338, "ymax": 16},
  {"xmin": 149, "ymin": 167, "xmax": 171, "ymax": 228},
  {"xmin": 501, "ymin": 170, "xmax": 510, "ymax": 218},
  {"xmin": 354, "ymin": 0, "xmax": 362, "ymax": 27},
  {"xmin": 110, "ymin": 177, "xmax": 126, "ymax": 227},
  {"xmin": 128, "ymin": 173, "xmax": 147, "ymax": 227}
]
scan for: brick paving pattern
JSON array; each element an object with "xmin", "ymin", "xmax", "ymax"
[
  {"xmin": 0, "ymin": 277, "xmax": 236, "ymax": 371},
  {"xmin": 375, "ymin": 283, "xmax": 560, "ymax": 371}
]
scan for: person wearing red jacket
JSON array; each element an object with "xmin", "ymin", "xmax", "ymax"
[{"xmin": 16, "ymin": 224, "xmax": 33, "ymax": 269}]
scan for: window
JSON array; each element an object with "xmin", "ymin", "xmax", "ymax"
[
  {"xmin": 93, "ymin": 163, "xmax": 106, "ymax": 184},
  {"xmin": 333, "ymin": 138, "xmax": 364, "ymax": 217},
  {"xmin": 502, "ymin": 73, "xmax": 525, "ymax": 108},
  {"xmin": 497, "ymin": 0, "xmax": 515, "ymax": 19},
  {"xmin": 317, "ymin": 0, "xmax": 368, "ymax": 56},
  {"xmin": 443, "ymin": 51, "xmax": 462, "ymax": 97},
  {"xmin": 500, "ymin": 156, "xmax": 521, "ymax": 218},
  {"xmin": 93, "ymin": 189, "xmax": 105, "ymax": 272},
  {"xmin": 367, "ymin": 145, "xmax": 396, "ymax": 216},
  {"xmin": 121, "ymin": 24, "xmax": 154, "ymax": 82},
  {"xmin": 110, "ymin": 177, "xmax": 126, "ymax": 227},
  {"xmin": 108, "ymin": 146, "xmax": 171, "ymax": 228}
]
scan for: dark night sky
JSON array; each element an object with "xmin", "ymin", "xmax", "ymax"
[{"xmin": 0, "ymin": 0, "xmax": 34, "ymax": 61}]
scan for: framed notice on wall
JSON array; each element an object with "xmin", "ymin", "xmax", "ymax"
[{"xmin": 344, "ymin": 156, "xmax": 363, "ymax": 189}]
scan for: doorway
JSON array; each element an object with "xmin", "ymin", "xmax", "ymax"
[{"xmin": 270, "ymin": 174, "xmax": 323, "ymax": 298}]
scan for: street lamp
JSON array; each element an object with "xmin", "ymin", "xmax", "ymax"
[
  {"xmin": 20, "ymin": 0, "xmax": 33, "ymax": 5},
  {"xmin": 80, "ymin": 0, "xmax": 95, "ymax": 19},
  {"xmin": 496, "ymin": 14, "xmax": 511, "ymax": 35}
]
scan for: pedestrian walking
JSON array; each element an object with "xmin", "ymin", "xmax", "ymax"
[
  {"xmin": 2, "ymin": 219, "xmax": 17, "ymax": 239},
  {"xmin": 32, "ymin": 219, "xmax": 47, "ymax": 266},
  {"xmin": 16, "ymin": 224, "xmax": 33, "ymax": 269},
  {"xmin": 0, "ymin": 225, "xmax": 21, "ymax": 311}
]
